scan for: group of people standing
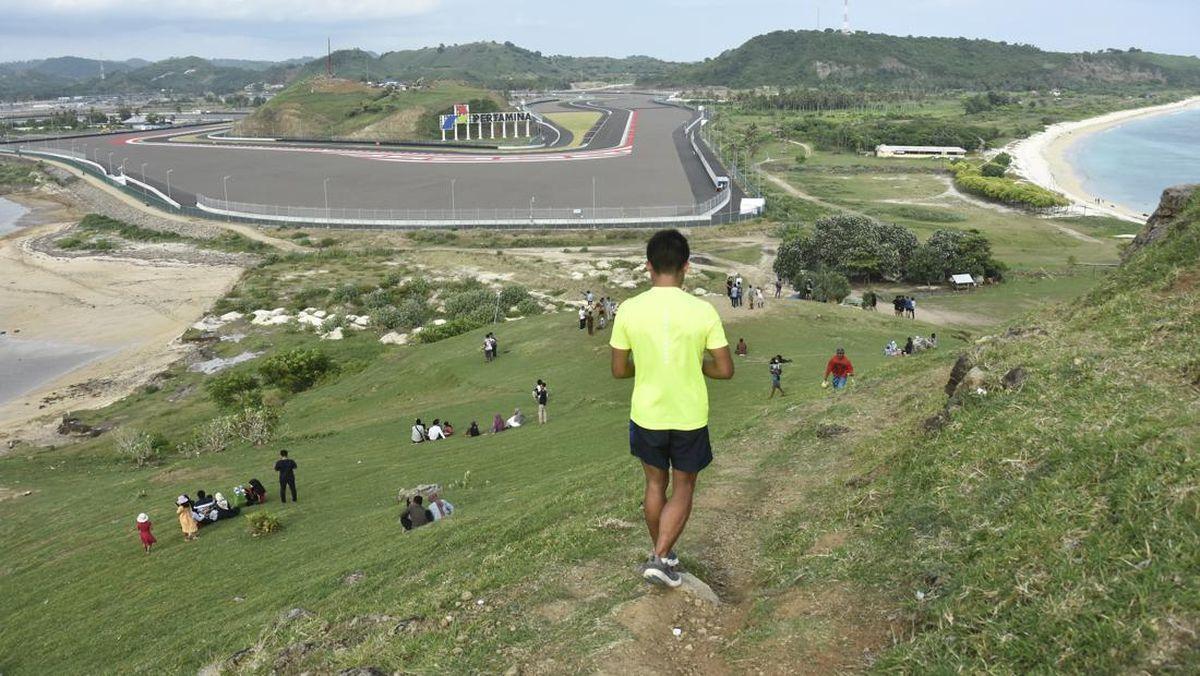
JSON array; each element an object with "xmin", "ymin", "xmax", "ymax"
[
  {"xmin": 578, "ymin": 290, "xmax": 617, "ymax": 336},
  {"xmin": 893, "ymin": 295, "xmax": 917, "ymax": 319},
  {"xmin": 482, "ymin": 332, "xmax": 499, "ymax": 362},
  {"xmin": 725, "ymin": 274, "xmax": 770, "ymax": 310}
]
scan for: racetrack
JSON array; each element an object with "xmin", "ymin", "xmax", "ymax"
[{"xmin": 25, "ymin": 93, "xmax": 726, "ymax": 216}]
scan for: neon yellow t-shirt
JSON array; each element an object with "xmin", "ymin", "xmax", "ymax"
[{"xmin": 609, "ymin": 286, "xmax": 728, "ymax": 430}]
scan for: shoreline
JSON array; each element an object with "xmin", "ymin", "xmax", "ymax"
[
  {"xmin": 1009, "ymin": 95, "xmax": 1200, "ymax": 224},
  {"xmin": 0, "ymin": 190, "xmax": 244, "ymax": 445}
]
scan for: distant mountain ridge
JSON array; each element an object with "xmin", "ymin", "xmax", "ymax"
[
  {"xmin": 3, "ymin": 32, "xmax": 1198, "ymax": 101},
  {"xmin": 652, "ymin": 29, "xmax": 1200, "ymax": 90}
]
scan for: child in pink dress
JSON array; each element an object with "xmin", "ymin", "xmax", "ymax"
[{"xmin": 136, "ymin": 512, "xmax": 157, "ymax": 554}]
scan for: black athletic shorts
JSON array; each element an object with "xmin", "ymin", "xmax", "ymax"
[{"xmin": 629, "ymin": 421, "xmax": 713, "ymax": 474}]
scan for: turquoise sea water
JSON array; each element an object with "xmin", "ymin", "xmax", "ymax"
[{"xmin": 1069, "ymin": 106, "xmax": 1200, "ymax": 216}]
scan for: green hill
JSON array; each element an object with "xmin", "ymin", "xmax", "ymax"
[
  {"xmin": 81, "ymin": 56, "xmax": 275, "ymax": 96},
  {"xmin": 233, "ymin": 77, "xmax": 505, "ymax": 140},
  {"xmin": 283, "ymin": 42, "xmax": 678, "ymax": 90},
  {"xmin": 652, "ymin": 29, "xmax": 1200, "ymax": 90},
  {"xmin": 0, "ymin": 186, "xmax": 1197, "ymax": 672}
]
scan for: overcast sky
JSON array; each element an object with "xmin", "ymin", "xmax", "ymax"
[{"xmin": 0, "ymin": 0, "xmax": 1197, "ymax": 64}]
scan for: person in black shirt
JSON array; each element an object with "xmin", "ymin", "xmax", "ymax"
[{"xmin": 274, "ymin": 449, "xmax": 298, "ymax": 503}]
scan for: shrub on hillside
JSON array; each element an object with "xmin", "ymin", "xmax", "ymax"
[
  {"xmin": 981, "ymin": 162, "xmax": 1007, "ymax": 178},
  {"xmin": 361, "ymin": 287, "xmax": 396, "ymax": 310},
  {"xmin": 515, "ymin": 298, "xmax": 543, "ymax": 316},
  {"xmin": 113, "ymin": 428, "xmax": 166, "ymax": 467},
  {"xmin": 917, "ymin": 228, "xmax": 1008, "ymax": 281},
  {"xmin": 444, "ymin": 289, "xmax": 497, "ymax": 324},
  {"xmin": 179, "ymin": 407, "xmax": 281, "ymax": 456},
  {"xmin": 809, "ymin": 269, "xmax": 852, "ymax": 303},
  {"xmin": 416, "ymin": 318, "xmax": 485, "ymax": 344},
  {"xmin": 258, "ymin": 348, "xmax": 335, "ymax": 393},
  {"xmin": 246, "ymin": 511, "xmax": 281, "ymax": 537},
  {"xmin": 205, "ymin": 371, "xmax": 262, "ymax": 410},
  {"xmin": 498, "ymin": 284, "xmax": 531, "ymax": 308}
]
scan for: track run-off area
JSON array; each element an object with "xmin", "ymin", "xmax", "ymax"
[{"xmin": 18, "ymin": 93, "xmax": 727, "ymax": 217}]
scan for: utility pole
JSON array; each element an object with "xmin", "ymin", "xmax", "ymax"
[{"xmin": 327, "ymin": 38, "xmax": 332, "ymax": 77}]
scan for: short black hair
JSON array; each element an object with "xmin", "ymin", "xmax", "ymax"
[
  {"xmin": 280, "ymin": 449, "xmax": 288, "ymax": 457},
  {"xmin": 646, "ymin": 229, "xmax": 690, "ymax": 275},
  {"xmin": 413, "ymin": 495, "xmax": 424, "ymax": 504}
]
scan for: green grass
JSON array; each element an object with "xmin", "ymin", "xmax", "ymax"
[
  {"xmin": 65, "ymin": 213, "xmax": 269, "ymax": 254},
  {"xmin": 543, "ymin": 111, "xmax": 602, "ymax": 148},
  {"xmin": 0, "ymin": 296, "xmax": 935, "ymax": 673},
  {"xmin": 0, "ymin": 161, "xmax": 39, "ymax": 187}
]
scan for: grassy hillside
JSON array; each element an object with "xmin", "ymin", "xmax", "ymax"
[
  {"xmin": 1, "ymin": 185, "xmax": 1196, "ymax": 671},
  {"xmin": 233, "ymin": 77, "xmax": 504, "ymax": 141},
  {"xmin": 655, "ymin": 29, "xmax": 1200, "ymax": 90}
]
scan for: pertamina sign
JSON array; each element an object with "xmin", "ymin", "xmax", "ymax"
[{"xmin": 439, "ymin": 104, "xmax": 535, "ymax": 140}]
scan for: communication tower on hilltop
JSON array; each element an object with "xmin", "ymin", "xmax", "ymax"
[{"xmin": 842, "ymin": 0, "xmax": 851, "ymax": 34}]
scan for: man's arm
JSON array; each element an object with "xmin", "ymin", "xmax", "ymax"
[
  {"xmin": 703, "ymin": 346, "xmax": 734, "ymax": 380},
  {"xmin": 611, "ymin": 348, "xmax": 634, "ymax": 379}
]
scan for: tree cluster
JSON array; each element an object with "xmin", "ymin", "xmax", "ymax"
[{"xmin": 773, "ymin": 214, "xmax": 1007, "ymax": 288}]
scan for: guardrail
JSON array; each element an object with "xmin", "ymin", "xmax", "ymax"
[
  {"xmin": 3, "ymin": 143, "xmax": 756, "ymax": 229},
  {"xmin": 194, "ymin": 190, "xmax": 731, "ymax": 228}
]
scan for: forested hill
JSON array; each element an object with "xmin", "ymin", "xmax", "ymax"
[{"xmin": 651, "ymin": 29, "xmax": 1200, "ymax": 90}]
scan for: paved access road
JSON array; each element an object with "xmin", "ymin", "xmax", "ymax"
[{"xmin": 39, "ymin": 93, "xmax": 721, "ymax": 213}]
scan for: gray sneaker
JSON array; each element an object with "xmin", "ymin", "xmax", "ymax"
[
  {"xmin": 663, "ymin": 550, "xmax": 679, "ymax": 568},
  {"xmin": 642, "ymin": 557, "xmax": 682, "ymax": 588}
]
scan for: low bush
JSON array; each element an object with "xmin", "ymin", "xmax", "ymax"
[
  {"xmin": 113, "ymin": 428, "xmax": 165, "ymax": 467},
  {"xmin": 205, "ymin": 371, "xmax": 262, "ymax": 410},
  {"xmin": 416, "ymin": 317, "xmax": 485, "ymax": 344},
  {"xmin": 245, "ymin": 511, "xmax": 281, "ymax": 537},
  {"xmin": 444, "ymin": 289, "xmax": 497, "ymax": 324},
  {"xmin": 258, "ymin": 348, "xmax": 336, "ymax": 393},
  {"xmin": 949, "ymin": 161, "xmax": 1068, "ymax": 208},
  {"xmin": 179, "ymin": 407, "xmax": 281, "ymax": 456},
  {"xmin": 497, "ymin": 284, "xmax": 531, "ymax": 308},
  {"xmin": 515, "ymin": 298, "xmax": 543, "ymax": 316}
]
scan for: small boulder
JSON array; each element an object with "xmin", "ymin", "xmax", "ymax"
[
  {"xmin": 944, "ymin": 354, "xmax": 974, "ymax": 397},
  {"xmin": 379, "ymin": 332, "xmax": 408, "ymax": 346},
  {"xmin": 281, "ymin": 607, "xmax": 313, "ymax": 623},
  {"xmin": 1002, "ymin": 367, "xmax": 1029, "ymax": 390},
  {"xmin": 320, "ymin": 327, "xmax": 344, "ymax": 341},
  {"xmin": 692, "ymin": 288, "xmax": 708, "ymax": 296}
]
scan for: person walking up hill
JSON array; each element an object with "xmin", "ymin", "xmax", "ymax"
[
  {"xmin": 274, "ymin": 449, "xmax": 298, "ymax": 503},
  {"xmin": 610, "ymin": 229, "xmax": 734, "ymax": 588}
]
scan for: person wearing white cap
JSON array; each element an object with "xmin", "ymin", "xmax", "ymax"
[
  {"xmin": 136, "ymin": 513, "xmax": 157, "ymax": 554},
  {"xmin": 176, "ymin": 495, "xmax": 199, "ymax": 541}
]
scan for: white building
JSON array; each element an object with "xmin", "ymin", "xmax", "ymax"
[{"xmin": 875, "ymin": 144, "xmax": 967, "ymax": 158}]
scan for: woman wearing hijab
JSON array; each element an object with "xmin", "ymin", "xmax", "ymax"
[{"xmin": 491, "ymin": 414, "xmax": 505, "ymax": 434}]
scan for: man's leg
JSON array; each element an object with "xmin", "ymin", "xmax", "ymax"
[
  {"xmin": 641, "ymin": 462, "xmax": 670, "ymax": 549},
  {"xmin": 286, "ymin": 479, "xmax": 297, "ymax": 501},
  {"xmin": 654, "ymin": 469, "xmax": 698, "ymax": 559},
  {"xmin": 279, "ymin": 482, "xmax": 288, "ymax": 503}
]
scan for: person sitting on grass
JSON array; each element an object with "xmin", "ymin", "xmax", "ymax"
[
  {"xmin": 467, "ymin": 421, "xmax": 481, "ymax": 437},
  {"xmin": 405, "ymin": 495, "xmax": 432, "ymax": 530},
  {"xmin": 427, "ymin": 419, "xmax": 446, "ymax": 441},
  {"xmin": 904, "ymin": 337, "xmax": 915, "ymax": 355},
  {"xmin": 213, "ymin": 493, "xmax": 240, "ymax": 520},
  {"xmin": 735, "ymin": 338, "xmax": 748, "ymax": 357},
  {"xmin": 246, "ymin": 478, "xmax": 267, "ymax": 505},
  {"xmin": 506, "ymin": 408, "xmax": 525, "ymax": 429},
  {"xmin": 411, "ymin": 418, "xmax": 427, "ymax": 444},
  {"xmin": 491, "ymin": 414, "xmax": 506, "ymax": 434},
  {"xmin": 429, "ymin": 492, "xmax": 455, "ymax": 521},
  {"xmin": 443, "ymin": 421, "xmax": 455, "ymax": 437}
]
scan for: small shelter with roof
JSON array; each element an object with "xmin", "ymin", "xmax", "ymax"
[{"xmin": 949, "ymin": 273, "xmax": 978, "ymax": 290}]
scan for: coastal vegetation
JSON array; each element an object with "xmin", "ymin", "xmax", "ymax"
[
  {"xmin": 53, "ymin": 213, "xmax": 269, "ymax": 254},
  {"xmin": 948, "ymin": 160, "xmax": 1070, "ymax": 209}
]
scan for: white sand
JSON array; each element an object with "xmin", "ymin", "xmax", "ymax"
[{"xmin": 1009, "ymin": 96, "xmax": 1200, "ymax": 223}]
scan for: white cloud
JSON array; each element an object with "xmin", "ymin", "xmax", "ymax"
[{"xmin": 21, "ymin": 0, "xmax": 439, "ymax": 21}]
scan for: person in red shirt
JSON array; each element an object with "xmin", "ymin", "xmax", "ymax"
[
  {"xmin": 824, "ymin": 347, "xmax": 854, "ymax": 390},
  {"xmin": 135, "ymin": 512, "xmax": 156, "ymax": 554}
]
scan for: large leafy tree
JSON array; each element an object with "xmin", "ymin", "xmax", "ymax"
[
  {"xmin": 772, "ymin": 214, "xmax": 910, "ymax": 282},
  {"xmin": 916, "ymin": 228, "xmax": 1007, "ymax": 281}
]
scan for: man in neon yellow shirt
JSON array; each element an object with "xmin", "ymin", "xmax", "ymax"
[{"xmin": 610, "ymin": 229, "xmax": 734, "ymax": 588}]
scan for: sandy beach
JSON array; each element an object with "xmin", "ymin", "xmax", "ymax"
[
  {"xmin": 1009, "ymin": 95, "xmax": 1200, "ymax": 223},
  {"xmin": 0, "ymin": 193, "xmax": 243, "ymax": 441}
]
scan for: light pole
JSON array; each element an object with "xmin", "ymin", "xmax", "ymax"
[
  {"xmin": 592, "ymin": 176, "xmax": 596, "ymax": 214},
  {"xmin": 529, "ymin": 195, "xmax": 535, "ymax": 223},
  {"xmin": 450, "ymin": 178, "xmax": 456, "ymax": 221},
  {"xmin": 140, "ymin": 162, "xmax": 148, "ymax": 197},
  {"xmin": 119, "ymin": 159, "xmax": 127, "ymax": 177},
  {"xmin": 107, "ymin": 152, "xmax": 114, "ymax": 174},
  {"xmin": 323, "ymin": 177, "xmax": 330, "ymax": 219},
  {"xmin": 222, "ymin": 175, "xmax": 231, "ymax": 222},
  {"xmin": 165, "ymin": 169, "xmax": 173, "ymax": 202}
]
